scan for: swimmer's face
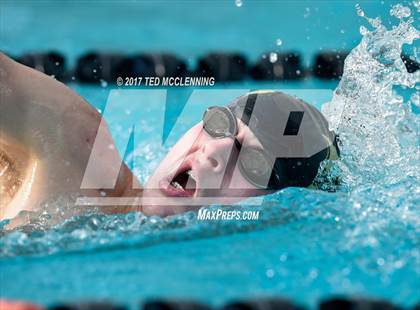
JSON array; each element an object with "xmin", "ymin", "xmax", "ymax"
[{"xmin": 142, "ymin": 118, "xmax": 272, "ymax": 216}]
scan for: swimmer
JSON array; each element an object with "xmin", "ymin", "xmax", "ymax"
[{"xmin": 0, "ymin": 53, "xmax": 339, "ymax": 225}]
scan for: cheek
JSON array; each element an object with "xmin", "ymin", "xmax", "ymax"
[
  {"xmin": 228, "ymin": 164, "xmax": 259, "ymax": 190},
  {"xmin": 171, "ymin": 124, "xmax": 203, "ymax": 154},
  {"xmin": 148, "ymin": 124, "xmax": 202, "ymax": 182}
]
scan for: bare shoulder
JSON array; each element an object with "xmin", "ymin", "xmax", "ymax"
[
  {"xmin": 0, "ymin": 52, "xmax": 142, "ymax": 221},
  {"xmin": 0, "ymin": 52, "xmax": 101, "ymax": 123}
]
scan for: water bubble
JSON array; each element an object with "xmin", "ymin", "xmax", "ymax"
[
  {"xmin": 269, "ymin": 52, "xmax": 278, "ymax": 63},
  {"xmin": 410, "ymin": 92, "xmax": 419, "ymax": 108},
  {"xmin": 394, "ymin": 260, "xmax": 404, "ymax": 269},
  {"xmin": 276, "ymin": 38, "xmax": 283, "ymax": 46},
  {"xmin": 235, "ymin": 0, "xmax": 242, "ymax": 7},
  {"xmin": 100, "ymin": 79, "xmax": 108, "ymax": 88},
  {"xmin": 266, "ymin": 268, "xmax": 275, "ymax": 278},
  {"xmin": 360, "ymin": 25, "xmax": 369, "ymax": 35},
  {"xmin": 71, "ymin": 229, "xmax": 87, "ymax": 240},
  {"xmin": 309, "ymin": 268, "xmax": 319, "ymax": 279},
  {"xmin": 304, "ymin": 7, "xmax": 311, "ymax": 18},
  {"xmin": 413, "ymin": 1, "xmax": 420, "ymax": 11}
]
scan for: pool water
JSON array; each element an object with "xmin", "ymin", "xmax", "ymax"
[{"xmin": 0, "ymin": 1, "xmax": 419, "ymax": 309}]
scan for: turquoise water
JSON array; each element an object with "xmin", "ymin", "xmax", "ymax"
[
  {"xmin": 0, "ymin": 1, "xmax": 419, "ymax": 310},
  {"xmin": 0, "ymin": 0, "xmax": 410, "ymax": 65}
]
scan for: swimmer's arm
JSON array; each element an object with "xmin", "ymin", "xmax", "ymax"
[{"xmin": 0, "ymin": 53, "xmax": 142, "ymax": 220}]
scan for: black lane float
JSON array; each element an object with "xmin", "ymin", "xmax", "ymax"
[
  {"xmin": 119, "ymin": 53, "xmax": 188, "ymax": 79},
  {"xmin": 46, "ymin": 297, "xmax": 417, "ymax": 310},
  {"xmin": 75, "ymin": 52, "xmax": 126, "ymax": 83},
  {"xmin": 312, "ymin": 51, "xmax": 349, "ymax": 80},
  {"xmin": 250, "ymin": 51, "xmax": 304, "ymax": 80},
  {"xmin": 197, "ymin": 52, "xmax": 248, "ymax": 81},
  {"xmin": 6, "ymin": 49, "xmax": 419, "ymax": 84},
  {"xmin": 17, "ymin": 51, "xmax": 67, "ymax": 81}
]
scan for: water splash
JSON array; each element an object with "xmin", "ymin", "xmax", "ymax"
[{"xmin": 322, "ymin": 3, "xmax": 419, "ymax": 188}]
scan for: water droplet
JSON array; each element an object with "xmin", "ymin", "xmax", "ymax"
[
  {"xmin": 390, "ymin": 4, "xmax": 411, "ymax": 19},
  {"xmin": 266, "ymin": 268, "xmax": 275, "ymax": 278},
  {"xmin": 394, "ymin": 260, "xmax": 404, "ymax": 268},
  {"xmin": 276, "ymin": 38, "xmax": 283, "ymax": 46},
  {"xmin": 235, "ymin": 0, "xmax": 242, "ymax": 7},
  {"xmin": 360, "ymin": 25, "xmax": 369, "ymax": 35},
  {"xmin": 309, "ymin": 268, "xmax": 319, "ymax": 279},
  {"xmin": 304, "ymin": 7, "xmax": 311, "ymax": 18},
  {"xmin": 100, "ymin": 79, "xmax": 108, "ymax": 88},
  {"xmin": 269, "ymin": 52, "xmax": 278, "ymax": 63},
  {"xmin": 355, "ymin": 3, "xmax": 365, "ymax": 17}
]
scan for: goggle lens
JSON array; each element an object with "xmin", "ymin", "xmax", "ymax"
[{"xmin": 203, "ymin": 107, "xmax": 237, "ymax": 138}]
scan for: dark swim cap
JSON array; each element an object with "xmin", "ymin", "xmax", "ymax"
[{"xmin": 227, "ymin": 90, "xmax": 339, "ymax": 190}]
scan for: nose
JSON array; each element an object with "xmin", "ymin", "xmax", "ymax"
[{"xmin": 197, "ymin": 137, "xmax": 236, "ymax": 174}]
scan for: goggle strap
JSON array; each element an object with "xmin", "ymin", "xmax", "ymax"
[{"xmin": 240, "ymin": 93, "xmax": 258, "ymax": 126}]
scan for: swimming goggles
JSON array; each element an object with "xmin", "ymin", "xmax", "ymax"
[{"xmin": 202, "ymin": 106, "xmax": 275, "ymax": 189}]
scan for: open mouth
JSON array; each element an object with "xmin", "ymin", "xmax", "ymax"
[{"xmin": 160, "ymin": 163, "xmax": 197, "ymax": 197}]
